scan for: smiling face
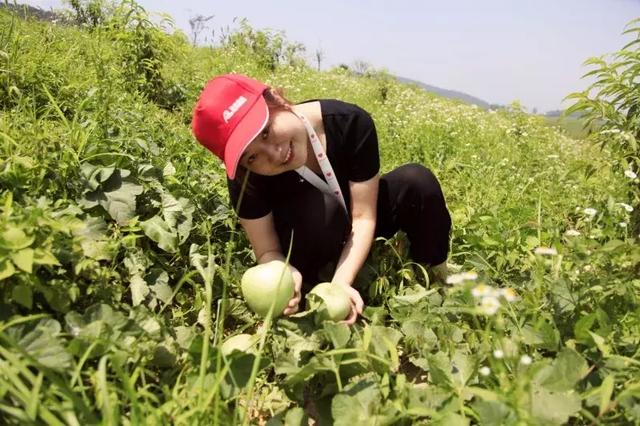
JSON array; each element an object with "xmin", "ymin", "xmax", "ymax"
[{"xmin": 238, "ymin": 108, "xmax": 310, "ymax": 176}]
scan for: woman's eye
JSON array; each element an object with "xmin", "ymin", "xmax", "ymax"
[
  {"xmin": 247, "ymin": 154, "xmax": 257, "ymax": 164},
  {"xmin": 261, "ymin": 126, "xmax": 269, "ymax": 139}
]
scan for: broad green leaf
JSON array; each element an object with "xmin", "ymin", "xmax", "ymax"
[
  {"xmin": 174, "ymin": 326, "xmax": 195, "ymax": 349},
  {"xmin": 588, "ymin": 331, "xmax": 611, "ymax": 356},
  {"xmin": 161, "ymin": 191, "xmax": 182, "ymax": 228},
  {"xmin": 472, "ymin": 400, "xmax": 516, "ymax": 426},
  {"xmin": 467, "ymin": 386, "xmax": 500, "ymax": 401},
  {"xmin": 433, "ymin": 412, "xmax": 469, "ymax": 426},
  {"xmin": 11, "ymin": 284, "xmax": 33, "ymax": 309},
  {"xmin": 152, "ymin": 341, "xmax": 176, "ymax": 367},
  {"xmin": 331, "ymin": 378, "xmax": 381, "ymax": 426},
  {"xmin": 150, "ymin": 270, "xmax": 173, "ymax": 304},
  {"xmin": 161, "ymin": 192, "xmax": 194, "ymax": 244},
  {"xmin": 391, "ymin": 285, "xmax": 430, "ymax": 304},
  {"xmin": 531, "ymin": 386, "xmax": 581, "ymax": 425},
  {"xmin": 451, "ymin": 350, "xmax": 475, "ymax": 387},
  {"xmin": 322, "ymin": 321, "xmax": 351, "ymax": 349},
  {"xmin": 75, "ymin": 216, "xmax": 115, "ymax": 261},
  {"xmin": 124, "ymin": 249, "xmax": 152, "ymax": 276},
  {"xmin": 81, "ymin": 169, "xmax": 143, "ymax": 225},
  {"xmin": 163, "ymin": 161, "xmax": 176, "ymax": 177},
  {"xmin": 574, "ymin": 313, "xmax": 597, "ymax": 343},
  {"xmin": 10, "ymin": 248, "xmax": 34, "ymax": 273},
  {"xmin": 406, "ymin": 382, "xmax": 450, "ymax": 413},
  {"xmin": 283, "ymin": 407, "xmax": 308, "ymax": 426},
  {"xmin": 131, "ymin": 274, "xmax": 149, "ymax": 306},
  {"xmin": 221, "ymin": 353, "xmax": 269, "ymax": 399},
  {"xmin": 525, "ymin": 235, "xmax": 540, "ymax": 249},
  {"xmin": 140, "ymin": 215, "xmax": 178, "ymax": 253},
  {"xmin": 402, "ymin": 320, "xmax": 437, "ymax": 350},
  {"xmin": 536, "ymin": 348, "xmax": 589, "ymax": 392},
  {"xmin": 4, "ymin": 318, "xmax": 73, "ymax": 370},
  {"xmin": 140, "ymin": 316, "xmax": 161, "ymax": 337},
  {"xmin": 599, "ymin": 375, "xmax": 615, "ymax": 416},
  {"xmin": 428, "ymin": 352, "xmax": 453, "ymax": 388},
  {"xmin": 33, "ymin": 248, "xmax": 60, "ymax": 266},
  {"xmin": 81, "ymin": 240, "xmax": 115, "ymax": 261},
  {"xmin": 176, "ymin": 199, "xmax": 194, "ymax": 244},
  {"xmin": 1, "ymin": 227, "xmax": 34, "ymax": 250},
  {"xmin": 0, "ymin": 258, "xmax": 16, "ymax": 280}
]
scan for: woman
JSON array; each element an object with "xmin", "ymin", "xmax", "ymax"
[{"xmin": 192, "ymin": 74, "xmax": 451, "ymax": 325}]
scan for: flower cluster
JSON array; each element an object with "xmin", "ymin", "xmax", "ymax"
[
  {"xmin": 471, "ymin": 284, "xmax": 518, "ymax": 315},
  {"xmin": 445, "ymin": 271, "xmax": 478, "ymax": 285}
]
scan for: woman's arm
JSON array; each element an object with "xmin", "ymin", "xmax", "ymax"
[
  {"xmin": 239, "ymin": 213, "xmax": 302, "ymax": 314},
  {"xmin": 331, "ymin": 174, "xmax": 380, "ymax": 323}
]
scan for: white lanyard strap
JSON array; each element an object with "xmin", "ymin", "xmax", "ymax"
[{"xmin": 293, "ymin": 112, "xmax": 347, "ymax": 211}]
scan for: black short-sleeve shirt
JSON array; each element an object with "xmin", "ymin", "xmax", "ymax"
[{"xmin": 227, "ymin": 99, "xmax": 380, "ymax": 219}]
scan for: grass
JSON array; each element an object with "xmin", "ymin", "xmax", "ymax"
[{"xmin": 0, "ymin": 3, "xmax": 639, "ymax": 425}]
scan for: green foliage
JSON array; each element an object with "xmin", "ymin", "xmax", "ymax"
[
  {"xmin": 68, "ymin": 0, "xmax": 110, "ymax": 28},
  {"xmin": 566, "ymin": 17, "xmax": 640, "ymax": 231},
  {"xmin": 222, "ymin": 19, "xmax": 307, "ymax": 72},
  {"xmin": 0, "ymin": 2, "xmax": 639, "ymax": 424}
]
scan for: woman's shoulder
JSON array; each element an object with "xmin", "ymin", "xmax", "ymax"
[{"xmin": 299, "ymin": 99, "xmax": 370, "ymax": 118}]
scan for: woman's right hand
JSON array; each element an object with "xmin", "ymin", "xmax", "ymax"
[{"xmin": 283, "ymin": 264, "xmax": 302, "ymax": 315}]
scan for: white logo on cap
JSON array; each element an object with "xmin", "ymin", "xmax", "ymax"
[{"xmin": 223, "ymin": 96, "xmax": 247, "ymax": 123}]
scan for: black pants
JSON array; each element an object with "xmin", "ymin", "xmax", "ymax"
[{"xmin": 272, "ymin": 163, "xmax": 451, "ymax": 286}]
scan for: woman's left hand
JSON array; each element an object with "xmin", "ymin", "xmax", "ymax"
[
  {"xmin": 340, "ymin": 285, "xmax": 364, "ymax": 326},
  {"xmin": 283, "ymin": 266, "xmax": 303, "ymax": 316}
]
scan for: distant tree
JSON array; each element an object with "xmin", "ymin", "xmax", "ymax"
[
  {"xmin": 352, "ymin": 60, "xmax": 371, "ymax": 75},
  {"xmin": 315, "ymin": 48, "xmax": 324, "ymax": 71},
  {"xmin": 188, "ymin": 14, "xmax": 214, "ymax": 46}
]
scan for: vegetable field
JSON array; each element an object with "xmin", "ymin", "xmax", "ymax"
[{"xmin": 1, "ymin": 3, "xmax": 639, "ymax": 425}]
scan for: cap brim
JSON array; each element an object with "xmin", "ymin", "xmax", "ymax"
[{"xmin": 224, "ymin": 99, "xmax": 269, "ymax": 179}]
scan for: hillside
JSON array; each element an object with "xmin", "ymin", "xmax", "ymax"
[
  {"xmin": 0, "ymin": 3, "xmax": 638, "ymax": 425},
  {"xmin": 396, "ymin": 75, "xmax": 492, "ymax": 109}
]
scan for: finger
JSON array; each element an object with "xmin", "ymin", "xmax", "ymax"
[
  {"xmin": 283, "ymin": 304, "xmax": 299, "ymax": 315},
  {"xmin": 347, "ymin": 288, "xmax": 364, "ymax": 314},
  {"xmin": 343, "ymin": 302, "xmax": 358, "ymax": 325},
  {"xmin": 341, "ymin": 308, "xmax": 357, "ymax": 325},
  {"xmin": 288, "ymin": 295, "xmax": 301, "ymax": 308}
]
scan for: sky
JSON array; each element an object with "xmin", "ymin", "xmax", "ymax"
[{"xmin": 20, "ymin": 0, "xmax": 640, "ymax": 112}]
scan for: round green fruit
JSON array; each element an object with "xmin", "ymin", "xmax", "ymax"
[
  {"xmin": 308, "ymin": 282, "xmax": 352, "ymax": 322},
  {"xmin": 220, "ymin": 333, "xmax": 257, "ymax": 356},
  {"xmin": 241, "ymin": 260, "xmax": 295, "ymax": 318}
]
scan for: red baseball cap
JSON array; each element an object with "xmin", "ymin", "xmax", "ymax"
[{"xmin": 192, "ymin": 74, "xmax": 269, "ymax": 179}]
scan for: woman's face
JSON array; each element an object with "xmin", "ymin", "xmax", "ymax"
[{"xmin": 238, "ymin": 108, "xmax": 309, "ymax": 176}]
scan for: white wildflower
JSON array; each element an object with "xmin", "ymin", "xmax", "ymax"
[
  {"xmin": 479, "ymin": 366, "xmax": 491, "ymax": 376},
  {"xmin": 620, "ymin": 222, "xmax": 627, "ymax": 228},
  {"xmin": 520, "ymin": 355, "xmax": 532, "ymax": 365},
  {"xmin": 624, "ymin": 169, "xmax": 637, "ymax": 179},
  {"xmin": 617, "ymin": 203, "xmax": 634, "ymax": 213},
  {"xmin": 499, "ymin": 288, "xmax": 518, "ymax": 302},
  {"xmin": 583, "ymin": 265, "xmax": 593, "ymax": 272},
  {"xmin": 565, "ymin": 229, "xmax": 581, "ymax": 237},
  {"xmin": 493, "ymin": 349, "xmax": 504, "ymax": 359},
  {"xmin": 583, "ymin": 208, "xmax": 597, "ymax": 217},
  {"xmin": 534, "ymin": 246, "xmax": 558, "ymax": 256},
  {"xmin": 471, "ymin": 284, "xmax": 492, "ymax": 298},
  {"xmin": 446, "ymin": 271, "xmax": 478, "ymax": 285},
  {"xmin": 480, "ymin": 296, "xmax": 501, "ymax": 315}
]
